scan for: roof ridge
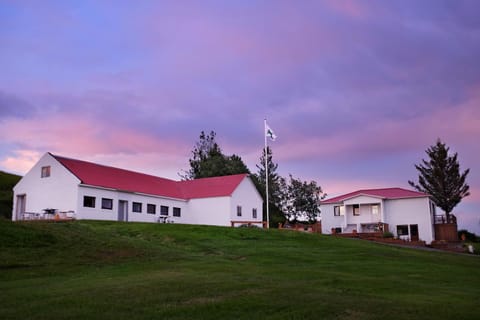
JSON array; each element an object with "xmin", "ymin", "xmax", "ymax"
[
  {"xmin": 357, "ymin": 187, "xmax": 407, "ymax": 191},
  {"xmin": 52, "ymin": 153, "xmax": 177, "ymax": 183}
]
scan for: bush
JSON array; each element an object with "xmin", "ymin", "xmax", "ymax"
[
  {"xmin": 383, "ymin": 231, "xmax": 394, "ymax": 238},
  {"xmin": 239, "ymin": 224, "xmax": 259, "ymax": 228},
  {"xmin": 458, "ymin": 229, "xmax": 479, "ymax": 242}
]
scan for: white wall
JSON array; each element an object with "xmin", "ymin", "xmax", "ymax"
[
  {"xmin": 320, "ymin": 203, "xmax": 344, "ymax": 234},
  {"xmin": 12, "ymin": 153, "xmax": 80, "ymax": 220},
  {"xmin": 186, "ymin": 196, "xmax": 231, "ymax": 226},
  {"xmin": 384, "ymin": 197, "xmax": 434, "ymax": 243},
  {"xmin": 185, "ymin": 176, "xmax": 264, "ymax": 227},
  {"xmin": 77, "ymin": 185, "xmax": 187, "ymax": 223},
  {"xmin": 229, "ymin": 177, "xmax": 263, "ymax": 226}
]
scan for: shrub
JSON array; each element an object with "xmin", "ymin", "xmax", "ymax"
[
  {"xmin": 383, "ymin": 231, "xmax": 394, "ymax": 238},
  {"xmin": 458, "ymin": 229, "xmax": 479, "ymax": 242}
]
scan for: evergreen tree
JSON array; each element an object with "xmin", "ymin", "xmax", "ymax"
[
  {"xmin": 408, "ymin": 139, "xmax": 470, "ymax": 221},
  {"xmin": 180, "ymin": 131, "xmax": 250, "ymax": 180},
  {"xmin": 253, "ymin": 146, "xmax": 286, "ymax": 227}
]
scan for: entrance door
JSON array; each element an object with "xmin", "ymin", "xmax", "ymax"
[
  {"xmin": 16, "ymin": 194, "xmax": 26, "ymax": 220},
  {"xmin": 118, "ymin": 200, "xmax": 128, "ymax": 222},
  {"xmin": 410, "ymin": 224, "xmax": 419, "ymax": 241}
]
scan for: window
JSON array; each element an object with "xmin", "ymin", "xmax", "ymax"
[
  {"xmin": 101, "ymin": 198, "xmax": 113, "ymax": 210},
  {"xmin": 132, "ymin": 202, "xmax": 142, "ymax": 213},
  {"xmin": 237, "ymin": 205, "xmax": 242, "ymax": 217},
  {"xmin": 353, "ymin": 204, "xmax": 360, "ymax": 216},
  {"xmin": 41, "ymin": 166, "xmax": 51, "ymax": 178},
  {"xmin": 397, "ymin": 225, "xmax": 409, "ymax": 236},
  {"xmin": 147, "ymin": 204, "xmax": 156, "ymax": 214},
  {"xmin": 173, "ymin": 207, "xmax": 181, "ymax": 217},
  {"xmin": 252, "ymin": 208, "xmax": 257, "ymax": 219},
  {"xmin": 83, "ymin": 196, "xmax": 96, "ymax": 208},
  {"xmin": 160, "ymin": 205, "xmax": 169, "ymax": 216},
  {"xmin": 334, "ymin": 205, "xmax": 345, "ymax": 216},
  {"xmin": 371, "ymin": 204, "xmax": 379, "ymax": 215}
]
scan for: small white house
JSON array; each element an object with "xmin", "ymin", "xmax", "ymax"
[
  {"xmin": 320, "ymin": 188, "xmax": 437, "ymax": 244},
  {"xmin": 12, "ymin": 153, "xmax": 264, "ymax": 227}
]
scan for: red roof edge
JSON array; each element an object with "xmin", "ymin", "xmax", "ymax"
[{"xmin": 321, "ymin": 187, "xmax": 429, "ymax": 204}]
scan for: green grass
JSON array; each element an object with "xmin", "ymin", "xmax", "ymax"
[
  {"xmin": 0, "ymin": 170, "xmax": 21, "ymax": 219},
  {"xmin": 1, "ymin": 220, "xmax": 479, "ymax": 320}
]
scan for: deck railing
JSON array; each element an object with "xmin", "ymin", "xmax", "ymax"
[
  {"xmin": 19, "ymin": 211, "xmax": 75, "ymax": 221},
  {"xmin": 434, "ymin": 214, "xmax": 456, "ymax": 224}
]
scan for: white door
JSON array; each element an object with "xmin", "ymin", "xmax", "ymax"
[
  {"xmin": 118, "ymin": 200, "xmax": 128, "ymax": 222},
  {"xmin": 16, "ymin": 194, "xmax": 26, "ymax": 220}
]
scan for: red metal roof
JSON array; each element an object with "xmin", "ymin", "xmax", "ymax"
[
  {"xmin": 177, "ymin": 174, "xmax": 248, "ymax": 199},
  {"xmin": 53, "ymin": 154, "xmax": 247, "ymax": 200},
  {"xmin": 321, "ymin": 187, "xmax": 429, "ymax": 204}
]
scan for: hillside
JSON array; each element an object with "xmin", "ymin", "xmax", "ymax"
[
  {"xmin": 0, "ymin": 171, "xmax": 21, "ymax": 219},
  {"xmin": 1, "ymin": 220, "xmax": 479, "ymax": 320}
]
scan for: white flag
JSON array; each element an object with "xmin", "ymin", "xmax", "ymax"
[{"xmin": 265, "ymin": 123, "xmax": 277, "ymax": 141}]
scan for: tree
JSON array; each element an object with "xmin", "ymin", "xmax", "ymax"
[
  {"xmin": 0, "ymin": 171, "xmax": 22, "ymax": 219},
  {"xmin": 254, "ymin": 147, "xmax": 283, "ymax": 205},
  {"xmin": 252, "ymin": 146, "xmax": 285, "ymax": 227},
  {"xmin": 280, "ymin": 175, "xmax": 325, "ymax": 223},
  {"xmin": 180, "ymin": 131, "xmax": 250, "ymax": 180},
  {"xmin": 408, "ymin": 139, "xmax": 470, "ymax": 221}
]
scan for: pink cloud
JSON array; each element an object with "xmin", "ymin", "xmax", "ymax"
[
  {"xmin": 0, "ymin": 113, "xmax": 193, "ymax": 177},
  {"xmin": 0, "ymin": 149, "xmax": 42, "ymax": 175},
  {"xmin": 464, "ymin": 187, "xmax": 480, "ymax": 203},
  {"xmin": 0, "ymin": 113, "xmax": 187, "ymax": 155},
  {"xmin": 272, "ymin": 90, "xmax": 480, "ymax": 163}
]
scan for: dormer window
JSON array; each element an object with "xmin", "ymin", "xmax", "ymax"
[{"xmin": 41, "ymin": 166, "xmax": 51, "ymax": 178}]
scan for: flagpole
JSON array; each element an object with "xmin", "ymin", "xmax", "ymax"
[{"xmin": 264, "ymin": 119, "xmax": 270, "ymax": 229}]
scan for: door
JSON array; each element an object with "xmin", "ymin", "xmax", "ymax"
[
  {"xmin": 118, "ymin": 200, "xmax": 128, "ymax": 222},
  {"xmin": 16, "ymin": 194, "xmax": 26, "ymax": 220},
  {"xmin": 410, "ymin": 224, "xmax": 419, "ymax": 241}
]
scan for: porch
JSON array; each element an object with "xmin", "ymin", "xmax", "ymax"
[
  {"xmin": 434, "ymin": 214, "xmax": 458, "ymax": 241},
  {"xmin": 332, "ymin": 222, "xmax": 389, "ymax": 235},
  {"xmin": 336, "ymin": 200, "xmax": 386, "ymax": 234}
]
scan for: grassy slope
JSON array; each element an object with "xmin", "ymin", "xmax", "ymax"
[
  {"xmin": 0, "ymin": 220, "xmax": 479, "ymax": 320},
  {"xmin": 0, "ymin": 171, "xmax": 21, "ymax": 218}
]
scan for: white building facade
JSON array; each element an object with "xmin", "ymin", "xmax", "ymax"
[
  {"xmin": 12, "ymin": 153, "xmax": 264, "ymax": 227},
  {"xmin": 320, "ymin": 188, "xmax": 437, "ymax": 244}
]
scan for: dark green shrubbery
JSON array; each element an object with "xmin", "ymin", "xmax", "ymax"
[
  {"xmin": 383, "ymin": 231, "xmax": 394, "ymax": 238},
  {"xmin": 458, "ymin": 229, "xmax": 479, "ymax": 242}
]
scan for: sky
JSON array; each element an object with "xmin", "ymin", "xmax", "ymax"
[{"xmin": 0, "ymin": 0, "xmax": 479, "ymax": 233}]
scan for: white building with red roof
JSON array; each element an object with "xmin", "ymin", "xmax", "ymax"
[
  {"xmin": 320, "ymin": 188, "xmax": 437, "ymax": 244},
  {"xmin": 12, "ymin": 153, "xmax": 264, "ymax": 227}
]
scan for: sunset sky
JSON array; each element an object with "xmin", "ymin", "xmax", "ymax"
[{"xmin": 1, "ymin": 0, "xmax": 479, "ymax": 232}]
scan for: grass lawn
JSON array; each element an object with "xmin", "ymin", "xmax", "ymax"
[{"xmin": 1, "ymin": 219, "xmax": 479, "ymax": 320}]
